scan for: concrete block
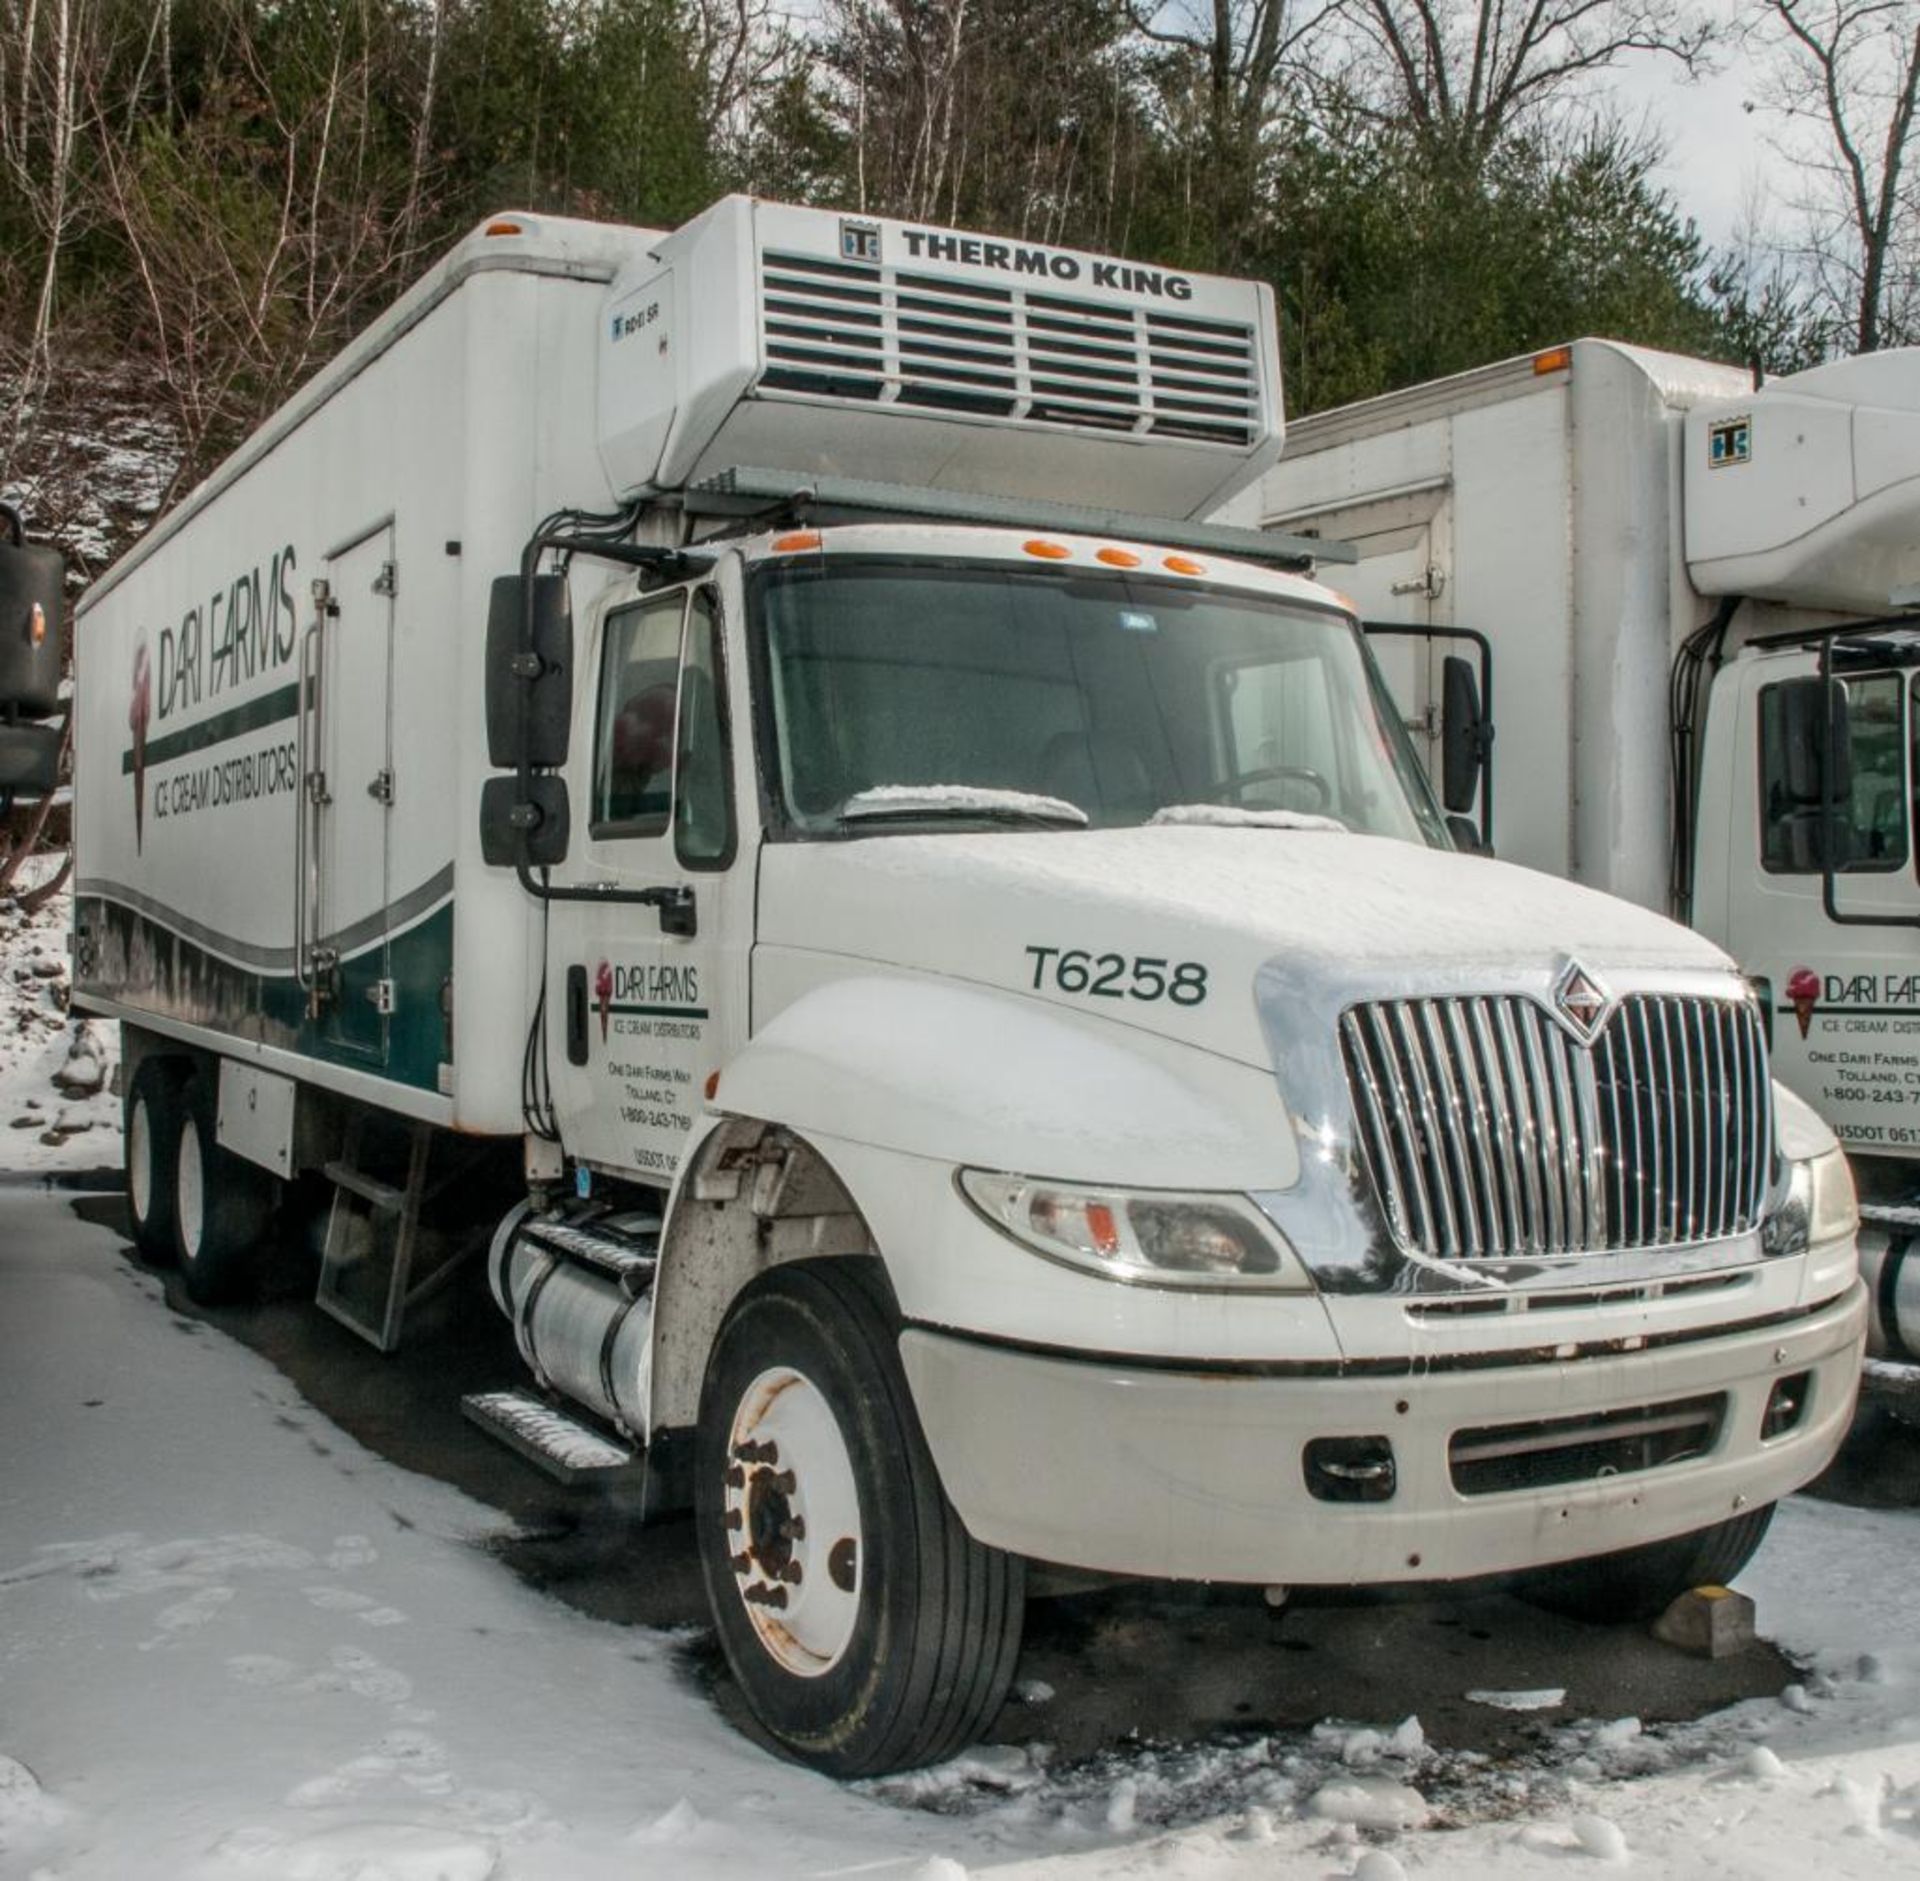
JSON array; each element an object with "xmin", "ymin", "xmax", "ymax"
[{"xmin": 1652, "ymin": 1584, "xmax": 1756, "ymax": 1659}]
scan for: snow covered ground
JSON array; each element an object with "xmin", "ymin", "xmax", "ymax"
[
  {"xmin": 4, "ymin": 892, "xmax": 1920, "ymax": 1880},
  {"xmin": 2, "ymin": 1181, "xmax": 1918, "ymax": 1881},
  {"xmin": 0, "ymin": 877, "xmax": 119, "ymax": 1175}
]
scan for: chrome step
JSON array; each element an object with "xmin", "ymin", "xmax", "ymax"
[
  {"xmin": 461, "ymin": 1388, "xmax": 643, "ymax": 1485},
  {"xmin": 520, "ymin": 1212, "xmax": 660, "ymax": 1291}
]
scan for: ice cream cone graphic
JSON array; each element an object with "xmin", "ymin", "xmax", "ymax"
[
  {"xmin": 1787, "ymin": 967, "xmax": 1820, "ymax": 1039},
  {"xmin": 595, "ymin": 959, "xmax": 613, "ymax": 1044},
  {"xmin": 129, "ymin": 639, "xmax": 152, "ymax": 852}
]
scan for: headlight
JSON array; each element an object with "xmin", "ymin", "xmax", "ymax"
[
  {"xmin": 1763, "ymin": 1144, "xmax": 1859, "ymax": 1257},
  {"xmin": 958, "ymin": 1170, "xmax": 1313, "ymax": 1290}
]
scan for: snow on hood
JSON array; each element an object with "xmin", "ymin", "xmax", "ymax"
[{"xmin": 756, "ymin": 826, "xmax": 1731, "ymax": 1071}]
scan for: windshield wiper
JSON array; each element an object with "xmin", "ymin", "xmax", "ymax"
[{"xmin": 836, "ymin": 785, "xmax": 1089, "ymax": 829}]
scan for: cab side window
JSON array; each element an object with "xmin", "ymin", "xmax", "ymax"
[
  {"xmin": 592, "ymin": 592, "xmax": 685, "ymax": 837},
  {"xmin": 674, "ymin": 590, "xmax": 734, "ymax": 867},
  {"xmin": 1758, "ymin": 671, "xmax": 1908, "ymax": 873}
]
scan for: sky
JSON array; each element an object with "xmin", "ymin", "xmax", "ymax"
[{"xmin": 1613, "ymin": 44, "xmax": 1793, "ymax": 252}]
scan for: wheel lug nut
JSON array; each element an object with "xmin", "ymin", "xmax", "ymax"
[
  {"xmin": 724, "ymin": 1509, "xmax": 742, "ymax": 1532},
  {"xmin": 771, "ymin": 1469, "xmax": 796, "ymax": 1494},
  {"xmin": 780, "ymin": 1517, "xmax": 806, "ymax": 1541},
  {"xmin": 724, "ymin": 1465, "xmax": 745, "ymax": 1490},
  {"xmin": 729, "ymin": 1551, "xmax": 752, "ymax": 1577},
  {"xmin": 781, "ymin": 1561, "xmax": 803, "ymax": 1585}
]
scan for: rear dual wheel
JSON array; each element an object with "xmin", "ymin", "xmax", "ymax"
[
  {"xmin": 695, "ymin": 1264, "xmax": 1025, "ymax": 1777},
  {"xmin": 123, "ymin": 1055, "xmax": 274, "ymax": 1304},
  {"xmin": 172, "ymin": 1071, "xmax": 276, "ymax": 1305}
]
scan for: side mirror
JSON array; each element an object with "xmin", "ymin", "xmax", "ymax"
[
  {"xmin": 1777, "ymin": 675, "xmax": 1851, "ymax": 806},
  {"xmin": 1441, "ymin": 653, "xmax": 1491, "ymax": 815},
  {"xmin": 485, "ymin": 574, "xmax": 573, "ymax": 769},
  {"xmin": 0, "ymin": 505, "xmax": 64, "ymax": 720},
  {"xmin": 479, "ymin": 774, "xmax": 570, "ymax": 867},
  {"xmin": 1445, "ymin": 813, "xmax": 1488, "ymax": 856}
]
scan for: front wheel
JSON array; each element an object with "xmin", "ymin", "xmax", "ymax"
[
  {"xmin": 694, "ymin": 1263, "xmax": 1025, "ymax": 1776},
  {"xmin": 1512, "ymin": 1505, "xmax": 1776, "ymax": 1624}
]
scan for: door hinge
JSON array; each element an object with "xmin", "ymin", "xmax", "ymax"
[
  {"xmin": 306, "ymin": 770, "xmax": 331, "ymax": 806},
  {"xmin": 372, "ymin": 561, "xmax": 398, "ymax": 598},
  {"xmin": 367, "ymin": 978, "xmax": 396, "ymax": 1015},
  {"xmin": 1390, "ymin": 564, "xmax": 1447, "ymax": 599},
  {"xmin": 367, "ymin": 768, "xmax": 394, "ymax": 805}
]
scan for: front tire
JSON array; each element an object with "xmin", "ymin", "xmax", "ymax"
[
  {"xmin": 125, "ymin": 1057, "xmax": 186, "ymax": 1264},
  {"xmin": 172, "ymin": 1070, "xmax": 275, "ymax": 1306},
  {"xmin": 1513, "ymin": 1505, "xmax": 1776, "ymax": 1623},
  {"xmin": 695, "ymin": 1263, "xmax": 1025, "ymax": 1776}
]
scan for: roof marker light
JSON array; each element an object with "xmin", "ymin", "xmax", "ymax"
[
  {"xmin": 1024, "ymin": 539, "xmax": 1072, "ymax": 560},
  {"xmin": 1095, "ymin": 547, "xmax": 1141, "ymax": 568},
  {"xmin": 1162, "ymin": 554, "xmax": 1207, "ymax": 576},
  {"xmin": 772, "ymin": 530, "xmax": 823, "ymax": 553},
  {"xmin": 484, "ymin": 219, "xmax": 526, "ymax": 238},
  {"xmin": 1533, "ymin": 345, "xmax": 1573, "ymax": 375}
]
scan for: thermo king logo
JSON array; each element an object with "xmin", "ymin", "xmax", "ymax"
[{"xmin": 839, "ymin": 218, "xmax": 882, "ymax": 264}]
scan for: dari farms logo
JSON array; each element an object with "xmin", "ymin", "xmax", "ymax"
[{"xmin": 129, "ymin": 636, "xmax": 153, "ymax": 852}]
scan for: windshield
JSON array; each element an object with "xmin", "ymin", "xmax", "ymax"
[{"xmin": 751, "ymin": 557, "xmax": 1448, "ymax": 844}]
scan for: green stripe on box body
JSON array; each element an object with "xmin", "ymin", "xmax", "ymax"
[
  {"xmin": 123, "ymin": 681, "xmax": 303, "ymax": 774},
  {"xmin": 74, "ymin": 890, "xmax": 454, "ymax": 1096}
]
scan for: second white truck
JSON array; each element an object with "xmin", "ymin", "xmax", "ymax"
[
  {"xmin": 1255, "ymin": 340, "xmax": 1920, "ymax": 1369},
  {"xmin": 64, "ymin": 211, "xmax": 1865, "ymax": 1775}
]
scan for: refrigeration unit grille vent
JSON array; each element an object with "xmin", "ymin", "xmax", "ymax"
[{"xmin": 757, "ymin": 251, "xmax": 1261, "ymax": 446}]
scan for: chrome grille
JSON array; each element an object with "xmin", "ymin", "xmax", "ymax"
[
  {"xmin": 757, "ymin": 252, "xmax": 1259, "ymax": 444},
  {"xmin": 1340, "ymin": 994, "xmax": 1772, "ymax": 1260}
]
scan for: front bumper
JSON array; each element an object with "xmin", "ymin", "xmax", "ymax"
[{"xmin": 900, "ymin": 1279, "xmax": 1867, "ymax": 1584}]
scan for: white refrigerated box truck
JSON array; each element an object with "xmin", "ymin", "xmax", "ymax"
[
  {"xmin": 1255, "ymin": 340, "xmax": 1920, "ymax": 1370},
  {"xmin": 65, "ymin": 207, "xmax": 1865, "ymax": 1775}
]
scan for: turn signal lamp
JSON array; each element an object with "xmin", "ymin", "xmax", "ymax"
[{"xmin": 1023, "ymin": 539, "xmax": 1072, "ymax": 560}]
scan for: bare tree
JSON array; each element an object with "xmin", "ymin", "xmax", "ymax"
[
  {"xmin": 0, "ymin": 0, "xmax": 107, "ymax": 466},
  {"xmin": 1334, "ymin": 0, "xmax": 1718, "ymax": 152},
  {"xmin": 1750, "ymin": 0, "xmax": 1920, "ymax": 351}
]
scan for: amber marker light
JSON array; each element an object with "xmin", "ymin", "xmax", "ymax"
[
  {"xmin": 772, "ymin": 530, "xmax": 823, "ymax": 553},
  {"xmin": 484, "ymin": 219, "xmax": 525, "ymax": 238},
  {"xmin": 1023, "ymin": 539, "xmax": 1072, "ymax": 560},
  {"xmin": 704, "ymin": 1070, "xmax": 721, "ymax": 1101},
  {"xmin": 1095, "ymin": 546, "xmax": 1141, "ymax": 568},
  {"xmin": 28, "ymin": 602, "xmax": 45, "ymax": 646},
  {"xmin": 1085, "ymin": 1202, "xmax": 1122, "ymax": 1256},
  {"xmin": 1162, "ymin": 554, "xmax": 1207, "ymax": 576},
  {"xmin": 1533, "ymin": 345, "xmax": 1573, "ymax": 375}
]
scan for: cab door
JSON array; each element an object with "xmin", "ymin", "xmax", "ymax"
[
  {"xmin": 545, "ymin": 578, "xmax": 749, "ymax": 1180},
  {"xmin": 1711, "ymin": 651, "xmax": 1920, "ymax": 1156}
]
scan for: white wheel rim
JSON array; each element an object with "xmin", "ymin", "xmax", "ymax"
[
  {"xmin": 723, "ymin": 1365, "xmax": 864, "ymax": 1678},
  {"xmin": 176, "ymin": 1114, "xmax": 205, "ymax": 1262},
  {"xmin": 128, "ymin": 1094, "xmax": 153, "ymax": 1225}
]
